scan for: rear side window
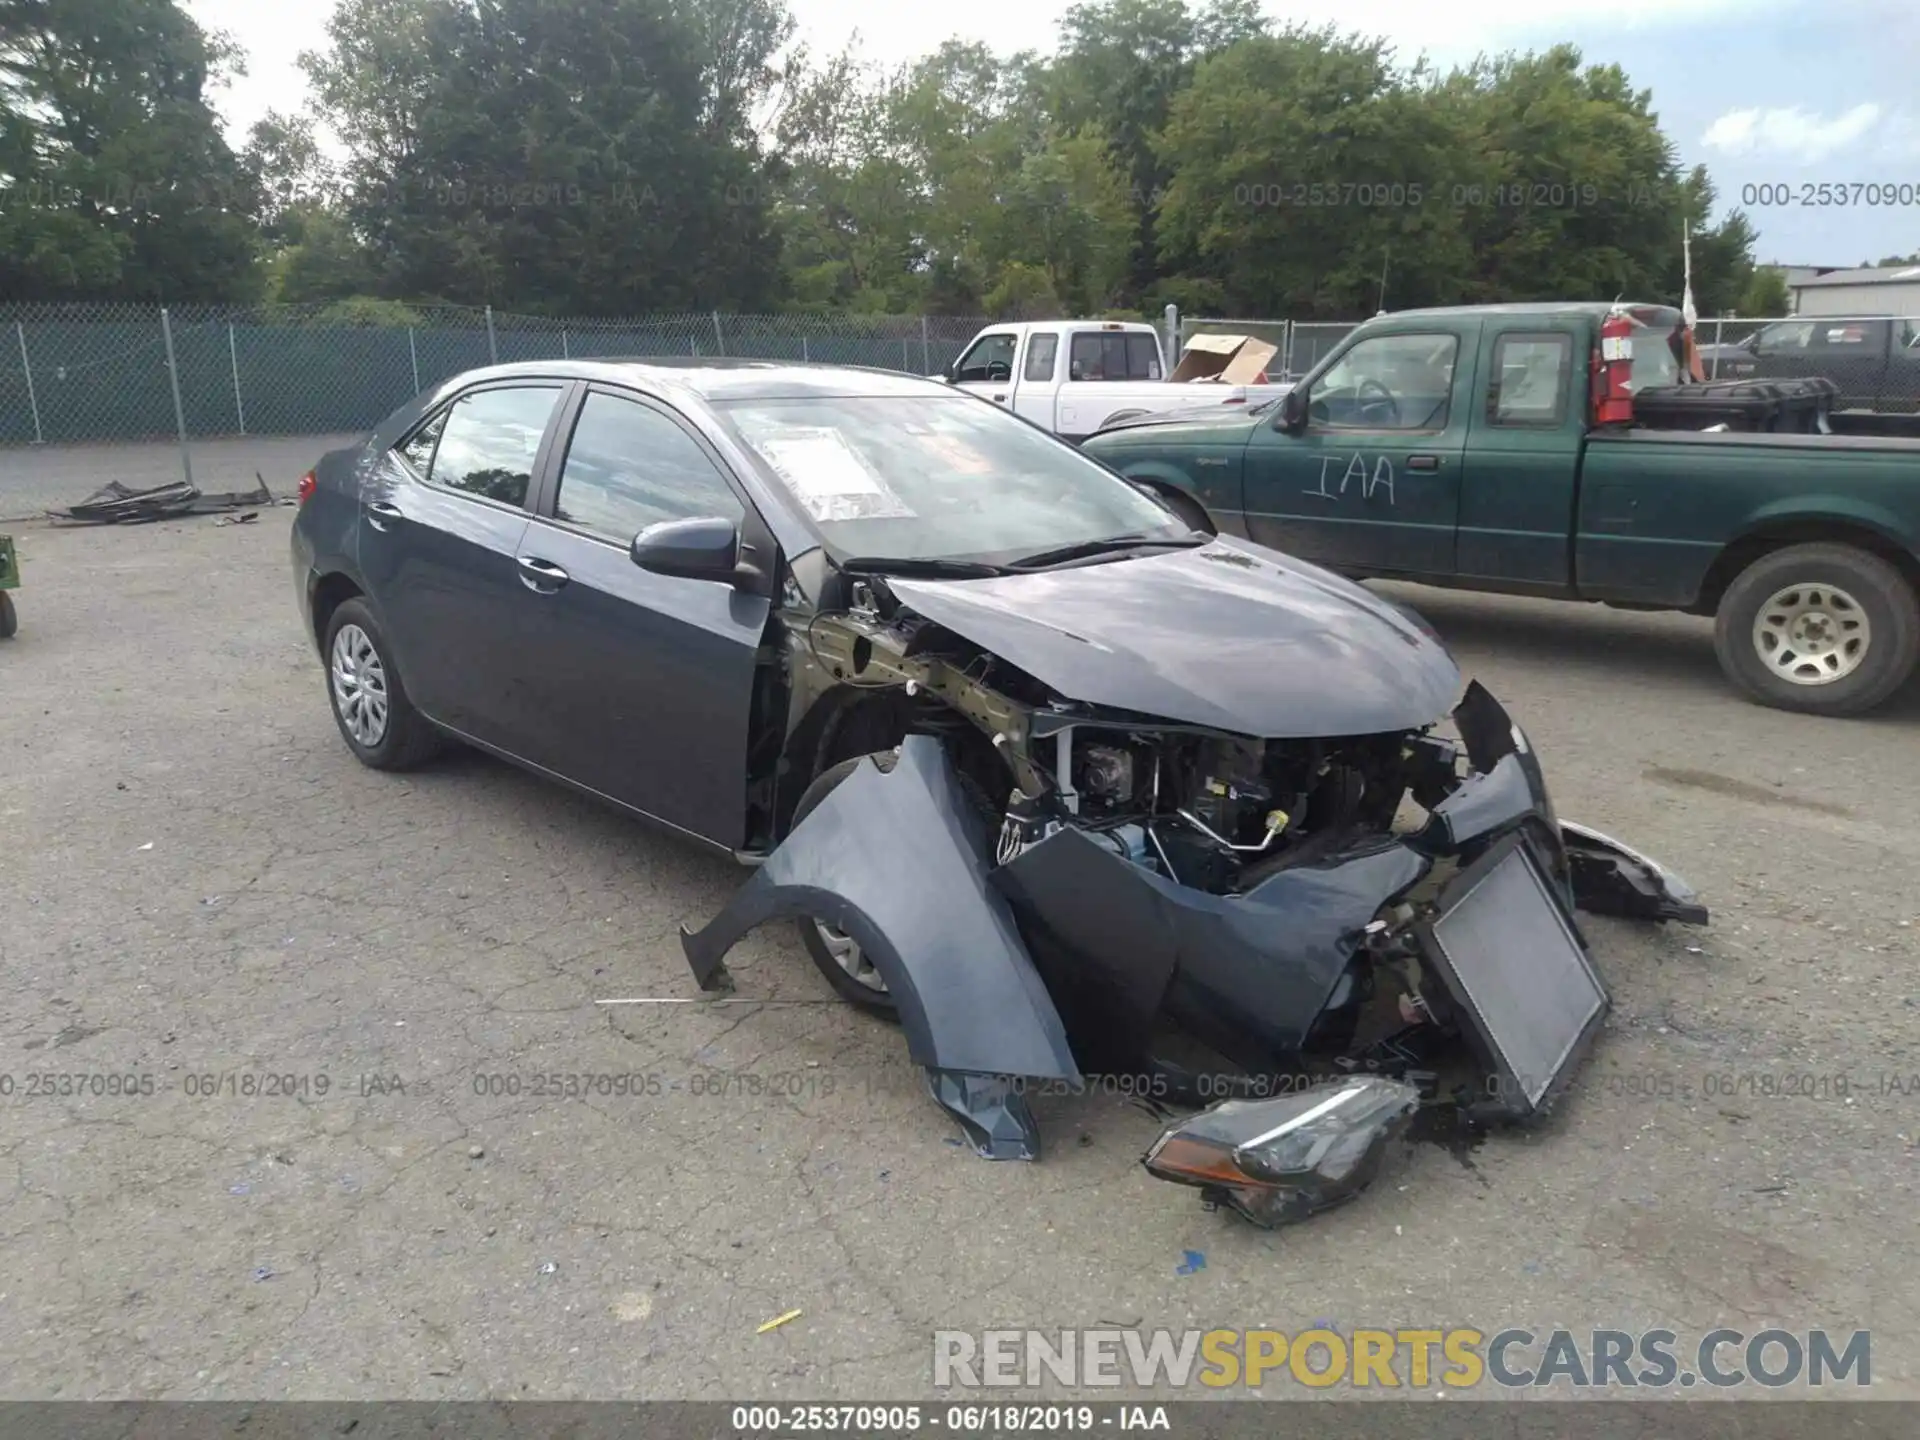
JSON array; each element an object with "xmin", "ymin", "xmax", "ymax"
[
  {"xmin": 1815, "ymin": 321, "xmax": 1884, "ymax": 348},
  {"xmin": 554, "ymin": 392, "xmax": 744, "ymax": 542},
  {"xmin": 398, "ymin": 411, "xmax": 447, "ymax": 473},
  {"xmin": 428, "ymin": 386, "xmax": 563, "ymax": 507},
  {"xmin": 1489, "ymin": 334, "xmax": 1573, "ymax": 426},
  {"xmin": 1024, "ymin": 333, "xmax": 1058, "ymax": 382},
  {"xmin": 1069, "ymin": 332, "xmax": 1160, "ymax": 381}
]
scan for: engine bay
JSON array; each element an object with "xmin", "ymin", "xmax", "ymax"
[
  {"xmin": 777, "ymin": 572, "xmax": 1471, "ymax": 904},
  {"xmin": 995, "ymin": 724, "xmax": 1464, "ymax": 896}
]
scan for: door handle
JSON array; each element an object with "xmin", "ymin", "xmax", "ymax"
[
  {"xmin": 517, "ymin": 556, "xmax": 570, "ymax": 593},
  {"xmin": 366, "ymin": 500, "xmax": 403, "ymax": 532},
  {"xmin": 992, "ymin": 393, "xmax": 1008, "ymax": 403},
  {"xmin": 1407, "ymin": 455, "xmax": 1442, "ymax": 471}
]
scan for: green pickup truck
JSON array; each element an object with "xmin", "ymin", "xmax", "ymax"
[{"xmin": 1083, "ymin": 302, "xmax": 1920, "ymax": 717}]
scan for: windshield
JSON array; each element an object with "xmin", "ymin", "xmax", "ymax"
[{"xmin": 714, "ymin": 395, "xmax": 1187, "ymax": 564}]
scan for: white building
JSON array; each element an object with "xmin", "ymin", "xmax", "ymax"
[{"xmin": 1789, "ymin": 265, "xmax": 1920, "ymax": 317}]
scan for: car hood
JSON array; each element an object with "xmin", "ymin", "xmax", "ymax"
[
  {"xmin": 887, "ymin": 537, "xmax": 1461, "ymax": 737},
  {"xmin": 1088, "ymin": 407, "xmax": 1270, "ymax": 441}
]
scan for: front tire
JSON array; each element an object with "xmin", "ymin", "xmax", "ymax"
[
  {"xmin": 792, "ymin": 753, "xmax": 901, "ymax": 1018},
  {"xmin": 323, "ymin": 598, "xmax": 444, "ymax": 769},
  {"xmin": 1714, "ymin": 543, "xmax": 1920, "ymax": 716}
]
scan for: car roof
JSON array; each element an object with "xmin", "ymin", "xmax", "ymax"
[
  {"xmin": 1384, "ymin": 301, "xmax": 1684, "ymax": 324},
  {"xmin": 444, "ymin": 357, "xmax": 953, "ymax": 402}
]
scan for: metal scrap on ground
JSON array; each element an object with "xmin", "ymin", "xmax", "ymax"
[{"xmin": 49, "ymin": 473, "xmax": 288, "ymax": 525}]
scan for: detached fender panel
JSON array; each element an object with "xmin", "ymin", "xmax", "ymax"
[{"xmin": 678, "ymin": 736, "xmax": 1080, "ymax": 1082}]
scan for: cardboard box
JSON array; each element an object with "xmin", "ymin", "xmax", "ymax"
[{"xmin": 1170, "ymin": 333, "xmax": 1280, "ymax": 384}]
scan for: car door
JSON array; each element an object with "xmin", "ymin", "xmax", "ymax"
[
  {"xmin": 510, "ymin": 385, "xmax": 773, "ymax": 846},
  {"xmin": 357, "ymin": 381, "xmax": 568, "ymax": 750},
  {"xmin": 1241, "ymin": 328, "xmax": 1472, "ymax": 576},
  {"xmin": 952, "ymin": 330, "xmax": 1020, "ymax": 409},
  {"xmin": 1454, "ymin": 327, "xmax": 1583, "ymax": 591},
  {"xmin": 1808, "ymin": 319, "xmax": 1893, "ymax": 410},
  {"xmin": 1012, "ymin": 329, "xmax": 1060, "ymax": 430}
]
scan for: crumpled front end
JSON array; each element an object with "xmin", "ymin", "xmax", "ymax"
[{"xmin": 680, "ymin": 674, "xmax": 1707, "ymax": 1215}]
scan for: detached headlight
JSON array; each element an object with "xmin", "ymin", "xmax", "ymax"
[{"xmin": 1141, "ymin": 1077, "xmax": 1421, "ymax": 1229}]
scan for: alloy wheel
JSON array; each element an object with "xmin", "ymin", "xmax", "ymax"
[
  {"xmin": 330, "ymin": 623, "xmax": 391, "ymax": 746},
  {"xmin": 1751, "ymin": 583, "xmax": 1872, "ymax": 686}
]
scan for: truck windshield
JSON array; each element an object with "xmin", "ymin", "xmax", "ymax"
[{"xmin": 716, "ymin": 395, "xmax": 1186, "ymax": 565}]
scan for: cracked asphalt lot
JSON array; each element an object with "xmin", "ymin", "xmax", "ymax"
[{"xmin": 2, "ymin": 494, "xmax": 1919, "ymax": 1400}]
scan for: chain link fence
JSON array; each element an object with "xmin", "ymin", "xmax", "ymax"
[
  {"xmin": 7, "ymin": 305, "xmax": 1915, "ymax": 452},
  {"xmin": 0, "ymin": 303, "xmax": 991, "ymax": 448}
]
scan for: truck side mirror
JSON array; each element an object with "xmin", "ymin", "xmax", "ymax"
[{"xmin": 1275, "ymin": 386, "xmax": 1309, "ymax": 434}]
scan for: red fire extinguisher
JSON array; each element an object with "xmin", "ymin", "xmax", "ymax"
[{"xmin": 1591, "ymin": 304, "xmax": 1637, "ymax": 425}]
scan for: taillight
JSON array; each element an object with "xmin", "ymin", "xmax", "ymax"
[{"xmin": 297, "ymin": 471, "xmax": 317, "ymax": 505}]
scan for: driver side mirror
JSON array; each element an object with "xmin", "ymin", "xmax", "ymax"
[
  {"xmin": 1275, "ymin": 386, "xmax": 1309, "ymax": 434},
  {"xmin": 631, "ymin": 516, "xmax": 761, "ymax": 588}
]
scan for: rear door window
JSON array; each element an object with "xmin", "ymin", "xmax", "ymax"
[
  {"xmin": 1813, "ymin": 320, "xmax": 1887, "ymax": 350},
  {"xmin": 1489, "ymin": 334, "xmax": 1572, "ymax": 426},
  {"xmin": 1024, "ymin": 333, "xmax": 1059, "ymax": 382},
  {"xmin": 427, "ymin": 385, "xmax": 564, "ymax": 508}
]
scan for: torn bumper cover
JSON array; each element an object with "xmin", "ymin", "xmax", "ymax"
[{"xmin": 680, "ymin": 688, "xmax": 1707, "ymax": 1183}]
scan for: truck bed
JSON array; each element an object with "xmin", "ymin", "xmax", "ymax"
[{"xmin": 1575, "ymin": 425, "xmax": 1920, "ymax": 606}]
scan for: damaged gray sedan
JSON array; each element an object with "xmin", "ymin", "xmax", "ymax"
[{"xmin": 293, "ymin": 359, "xmax": 1706, "ymax": 1220}]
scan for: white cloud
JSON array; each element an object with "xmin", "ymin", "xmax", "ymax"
[{"xmin": 1701, "ymin": 103, "xmax": 1885, "ymax": 163}]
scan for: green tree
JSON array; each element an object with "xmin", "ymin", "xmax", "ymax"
[
  {"xmin": 304, "ymin": 0, "xmax": 788, "ymax": 312},
  {"xmin": 1155, "ymin": 27, "xmax": 1470, "ymax": 316},
  {"xmin": 1738, "ymin": 266, "xmax": 1792, "ymax": 315},
  {"xmin": 773, "ymin": 45, "xmax": 928, "ymax": 310},
  {"xmin": 0, "ymin": 0, "xmax": 261, "ymax": 301},
  {"xmin": 1047, "ymin": 0, "xmax": 1266, "ymax": 302}
]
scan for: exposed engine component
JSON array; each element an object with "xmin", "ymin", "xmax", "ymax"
[
  {"xmin": 1045, "ymin": 725, "xmax": 1408, "ymax": 895},
  {"xmin": 1076, "ymin": 745, "xmax": 1135, "ymax": 806}
]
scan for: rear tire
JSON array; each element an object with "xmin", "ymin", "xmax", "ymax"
[
  {"xmin": 0, "ymin": 591, "xmax": 15, "ymax": 639},
  {"xmin": 323, "ymin": 598, "xmax": 444, "ymax": 769},
  {"xmin": 1713, "ymin": 543, "xmax": 1920, "ymax": 715}
]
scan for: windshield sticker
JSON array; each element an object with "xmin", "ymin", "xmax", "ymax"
[{"xmin": 752, "ymin": 428, "xmax": 917, "ymax": 523}]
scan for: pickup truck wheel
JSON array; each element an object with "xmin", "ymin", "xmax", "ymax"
[
  {"xmin": 1714, "ymin": 544, "xmax": 1920, "ymax": 715},
  {"xmin": 1161, "ymin": 489, "xmax": 1217, "ymax": 537}
]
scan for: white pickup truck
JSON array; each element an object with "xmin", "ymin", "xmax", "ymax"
[{"xmin": 937, "ymin": 320, "xmax": 1291, "ymax": 442}]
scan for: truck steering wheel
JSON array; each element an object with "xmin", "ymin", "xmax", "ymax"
[{"xmin": 1357, "ymin": 377, "xmax": 1401, "ymax": 426}]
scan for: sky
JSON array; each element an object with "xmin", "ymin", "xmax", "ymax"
[{"xmin": 184, "ymin": 0, "xmax": 1920, "ymax": 273}]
